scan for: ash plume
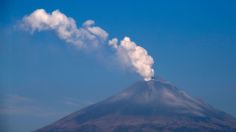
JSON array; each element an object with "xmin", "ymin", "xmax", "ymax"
[
  {"xmin": 21, "ymin": 9, "xmax": 155, "ymax": 81},
  {"xmin": 22, "ymin": 9, "xmax": 108, "ymax": 48},
  {"xmin": 109, "ymin": 37, "xmax": 154, "ymax": 81}
]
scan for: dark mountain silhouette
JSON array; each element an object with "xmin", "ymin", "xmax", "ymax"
[{"xmin": 36, "ymin": 79, "xmax": 236, "ymax": 132}]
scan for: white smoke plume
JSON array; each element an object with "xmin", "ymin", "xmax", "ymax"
[
  {"xmin": 22, "ymin": 9, "xmax": 155, "ymax": 81},
  {"xmin": 109, "ymin": 37, "xmax": 154, "ymax": 81},
  {"xmin": 22, "ymin": 9, "xmax": 108, "ymax": 48}
]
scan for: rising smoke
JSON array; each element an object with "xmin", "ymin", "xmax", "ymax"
[
  {"xmin": 22, "ymin": 9, "xmax": 108, "ymax": 48},
  {"xmin": 109, "ymin": 37, "xmax": 154, "ymax": 81},
  {"xmin": 22, "ymin": 9, "xmax": 155, "ymax": 81}
]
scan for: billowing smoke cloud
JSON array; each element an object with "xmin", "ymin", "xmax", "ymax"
[
  {"xmin": 22, "ymin": 9, "xmax": 108, "ymax": 48},
  {"xmin": 22, "ymin": 9, "xmax": 155, "ymax": 81},
  {"xmin": 109, "ymin": 37, "xmax": 154, "ymax": 81}
]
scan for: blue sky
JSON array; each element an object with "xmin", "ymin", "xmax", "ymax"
[{"xmin": 1, "ymin": 0, "xmax": 236, "ymax": 132}]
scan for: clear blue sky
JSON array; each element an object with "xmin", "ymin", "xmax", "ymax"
[{"xmin": 1, "ymin": 0, "xmax": 236, "ymax": 132}]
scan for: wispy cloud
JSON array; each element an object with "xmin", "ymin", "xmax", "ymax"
[
  {"xmin": 0, "ymin": 94, "xmax": 64, "ymax": 118},
  {"xmin": 0, "ymin": 94, "xmax": 94, "ymax": 118}
]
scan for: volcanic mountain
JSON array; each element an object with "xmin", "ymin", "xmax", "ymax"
[{"xmin": 36, "ymin": 79, "xmax": 236, "ymax": 132}]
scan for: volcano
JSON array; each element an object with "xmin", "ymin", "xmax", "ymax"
[{"xmin": 36, "ymin": 79, "xmax": 236, "ymax": 132}]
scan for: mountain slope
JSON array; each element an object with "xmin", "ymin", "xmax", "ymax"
[{"xmin": 36, "ymin": 79, "xmax": 236, "ymax": 132}]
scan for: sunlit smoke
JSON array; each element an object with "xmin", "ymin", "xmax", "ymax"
[
  {"xmin": 109, "ymin": 37, "xmax": 154, "ymax": 81},
  {"xmin": 22, "ymin": 9, "xmax": 155, "ymax": 81},
  {"xmin": 22, "ymin": 9, "xmax": 108, "ymax": 48}
]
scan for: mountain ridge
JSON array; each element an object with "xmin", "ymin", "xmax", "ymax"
[{"xmin": 36, "ymin": 79, "xmax": 236, "ymax": 132}]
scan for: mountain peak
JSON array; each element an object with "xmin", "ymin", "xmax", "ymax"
[
  {"xmin": 105, "ymin": 79, "xmax": 206, "ymax": 117},
  {"xmin": 36, "ymin": 79, "xmax": 236, "ymax": 132}
]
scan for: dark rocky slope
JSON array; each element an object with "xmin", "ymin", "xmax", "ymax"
[{"xmin": 36, "ymin": 79, "xmax": 236, "ymax": 132}]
